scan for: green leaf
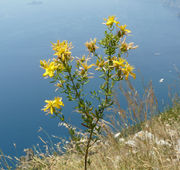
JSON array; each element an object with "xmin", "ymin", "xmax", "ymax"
[
  {"xmin": 76, "ymin": 83, "xmax": 80, "ymax": 89},
  {"xmin": 49, "ymin": 80, "xmax": 57, "ymax": 83}
]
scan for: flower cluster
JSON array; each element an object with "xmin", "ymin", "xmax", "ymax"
[
  {"xmin": 95, "ymin": 56, "xmax": 135, "ymax": 80},
  {"xmin": 104, "ymin": 16, "xmax": 132, "ymax": 38},
  {"xmin": 52, "ymin": 40, "xmax": 72, "ymax": 62},
  {"xmin": 40, "ymin": 16, "xmax": 137, "ymax": 118}
]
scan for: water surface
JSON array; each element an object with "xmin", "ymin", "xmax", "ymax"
[{"xmin": 0, "ymin": 0, "xmax": 180, "ymax": 158}]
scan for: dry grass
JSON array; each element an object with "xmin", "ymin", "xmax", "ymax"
[
  {"xmin": 14, "ymin": 103, "xmax": 180, "ymax": 170},
  {"xmin": 13, "ymin": 81, "xmax": 180, "ymax": 170}
]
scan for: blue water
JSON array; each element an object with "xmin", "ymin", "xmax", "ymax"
[{"xmin": 0, "ymin": 0, "xmax": 180, "ymax": 160}]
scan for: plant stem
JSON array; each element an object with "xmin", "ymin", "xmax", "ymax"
[
  {"xmin": 84, "ymin": 118, "xmax": 99, "ymax": 170},
  {"xmin": 64, "ymin": 61, "xmax": 108, "ymax": 170},
  {"xmin": 106, "ymin": 69, "xmax": 110, "ymax": 102},
  {"xmin": 66, "ymin": 65, "xmax": 94, "ymax": 170}
]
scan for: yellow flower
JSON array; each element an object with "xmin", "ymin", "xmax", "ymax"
[
  {"xmin": 51, "ymin": 40, "xmax": 61, "ymax": 51},
  {"xmin": 42, "ymin": 97, "xmax": 64, "ymax": 115},
  {"xmin": 40, "ymin": 60, "xmax": 58, "ymax": 78},
  {"xmin": 81, "ymin": 63, "xmax": 94, "ymax": 71},
  {"xmin": 117, "ymin": 24, "xmax": 131, "ymax": 37},
  {"xmin": 120, "ymin": 41, "xmax": 138, "ymax": 53},
  {"xmin": 119, "ymin": 24, "xmax": 131, "ymax": 33},
  {"xmin": 52, "ymin": 40, "xmax": 72, "ymax": 61},
  {"xmin": 85, "ymin": 38, "xmax": 98, "ymax": 53},
  {"xmin": 122, "ymin": 63, "xmax": 136, "ymax": 80},
  {"xmin": 113, "ymin": 57, "xmax": 126, "ymax": 68},
  {"xmin": 103, "ymin": 16, "xmax": 120, "ymax": 27},
  {"xmin": 79, "ymin": 61, "xmax": 95, "ymax": 75}
]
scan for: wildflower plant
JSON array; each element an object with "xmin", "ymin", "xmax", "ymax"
[{"xmin": 40, "ymin": 16, "xmax": 137, "ymax": 170}]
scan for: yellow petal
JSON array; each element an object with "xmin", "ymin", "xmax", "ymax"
[{"xmin": 50, "ymin": 107, "xmax": 54, "ymax": 115}]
